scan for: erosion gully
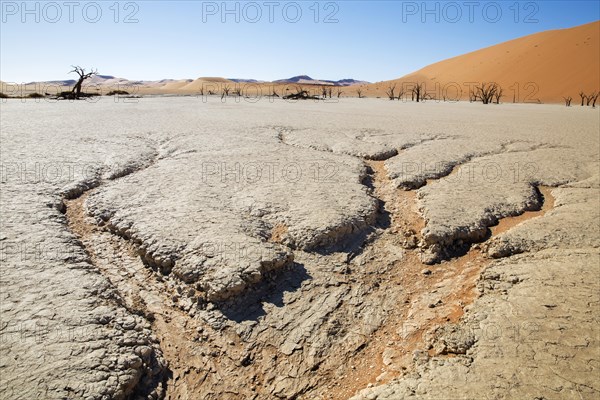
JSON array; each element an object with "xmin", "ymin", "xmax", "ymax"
[{"xmin": 62, "ymin": 155, "xmax": 555, "ymax": 400}]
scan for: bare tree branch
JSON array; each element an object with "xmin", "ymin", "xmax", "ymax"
[
  {"xmin": 411, "ymin": 83, "xmax": 423, "ymax": 102},
  {"xmin": 68, "ymin": 65, "xmax": 97, "ymax": 98},
  {"xmin": 473, "ymin": 82, "xmax": 500, "ymax": 104},
  {"xmin": 397, "ymin": 86, "xmax": 405, "ymax": 101},
  {"xmin": 386, "ymin": 84, "xmax": 396, "ymax": 100},
  {"xmin": 494, "ymin": 87, "xmax": 503, "ymax": 104}
]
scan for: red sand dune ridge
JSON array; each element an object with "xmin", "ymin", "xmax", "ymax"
[{"xmin": 366, "ymin": 21, "xmax": 599, "ymax": 103}]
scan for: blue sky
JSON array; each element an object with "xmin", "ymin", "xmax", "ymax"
[{"xmin": 1, "ymin": 1, "xmax": 598, "ymax": 82}]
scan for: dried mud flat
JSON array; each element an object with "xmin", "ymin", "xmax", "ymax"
[{"xmin": 1, "ymin": 98, "xmax": 598, "ymax": 400}]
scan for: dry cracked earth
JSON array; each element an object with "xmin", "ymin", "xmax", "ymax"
[{"xmin": 1, "ymin": 98, "xmax": 598, "ymax": 400}]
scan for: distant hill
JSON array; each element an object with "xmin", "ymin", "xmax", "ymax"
[
  {"xmin": 274, "ymin": 75, "xmax": 369, "ymax": 86},
  {"xmin": 229, "ymin": 78, "xmax": 265, "ymax": 83},
  {"xmin": 5, "ymin": 73, "xmax": 368, "ymax": 94},
  {"xmin": 332, "ymin": 79, "xmax": 371, "ymax": 86}
]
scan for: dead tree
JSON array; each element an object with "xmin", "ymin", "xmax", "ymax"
[
  {"xmin": 69, "ymin": 66, "xmax": 97, "ymax": 99},
  {"xmin": 336, "ymin": 88, "xmax": 343, "ymax": 98},
  {"xmin": 328, "ymin": 88, "xmax": 332, "ymax": 98},
  {"xmin": 411, "ymin": 83, "xmax": 423, "ymax": 102},
  {"xmin": 386, "ymin": 84, "xmax": 396, "ymax": 100},
  {"xmin": 421, "ymin": 92, "xmax": 435, "ymax": 102},
  {"xmin": 283, "ymin": 89, "xmax": 320, "ymax": 100},
  {"xmin": 493, "ymin": 87, "xmax": 503, "ymax": 104},
  {"xmin": 397, "ymin": 87, "xmax": 406, "ymax": 101},
  {"xmin": 322, "ymin": 87, "xmax": 328, "ymax": 99},
  {"xmin": 563, "ymin": 96, "xmax": 572, "ymax": 107},
  {"xmin": 473, "ymin": 82, "xmax": 499, "ymax": 104},
  {"xmin": 579, "ymin": 91, "xmax": 587, "ymax": 106},
  {"xmin": 222, "ymin": 85, "xmax": 230, "ymax": 97},
  {"xmin": 591, "ymin": 92, "xmax": 599, "ymax": 108},
  {"xmin": 233, "ymin": 88, "xmax": 242, "ymax": 97},
  {"xmin": 586, "ymin": 92, "xmax": 597, "ymax": 106},
  {"xmin": 356, "ymin": 88, "xmax": 363, "ymax": 98}
]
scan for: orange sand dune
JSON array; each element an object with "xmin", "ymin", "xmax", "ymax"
[
  {"xmin": 158, "ymin": 79, "xmax": 194, "ymax": 91},
  {"xmin": 178, "ymin": 77, "xmax": 233, "ymax": 92},
  {"xmin": 142, "ymin": 77, "xmax": 234, "ymax": 94},
  {"xmin": 364, "ymin": 21, "xmax": 599, "ymax": 103}
]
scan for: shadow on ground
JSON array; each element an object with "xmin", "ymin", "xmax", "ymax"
[{"xmin": 217, "ymin": 262, "xmax": 311, "ymax": 322}]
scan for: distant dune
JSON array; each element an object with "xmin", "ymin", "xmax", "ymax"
[
  {"xmin": 364, "ymin": 21, "xmax": 599, "ymax": 103},
  {"xmin": 274, "ymin": 75, "xmax": 370, "ymax": 86}
]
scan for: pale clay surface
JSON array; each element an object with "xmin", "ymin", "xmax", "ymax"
[{"xmin": 0, "ymin": 97, "xmax": 598, "ymax": 399}]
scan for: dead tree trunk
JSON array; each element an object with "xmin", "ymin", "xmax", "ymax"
[
  {"xmin": 283, "ymin": 89, "xmax": 320, "ymax": 100},
  {"xmin": 386, "ymin": 84, "xmax": 396, "ymax": 100},
  {"xmin": 69, "ymin": 66, "xmax": 97, "ymax": 99},
  {"xmin": 563, "ymin": 96, "xmax": 572, "ymax": 107},
  {"xmin": 356, "ymin": 89, "xmax": 363, "ymax": 98},
  {"xmin": 494, "ymin": 87, "xmax": 503, "ymax": 104},
  {"xmin": 422, "ymin": 93, "xmax": 434, "ymax": 102},
  {"xmin": 412, "ymin": 83, "xmax": 423, "ymax": 102},
  {"xmin": 586, "ymin": 92, "xmax": 596, "ymax": 106},
  {"xmin": 474, "ymin": 83, "xmax": 499, "ymax": 104},
  {"xmin": 579, "ymin": 92, "xmax": 587, "ymax": 106},
  {"xmin": 397, "ymin": 87, "xmax": 405, "ymax": 101}
]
